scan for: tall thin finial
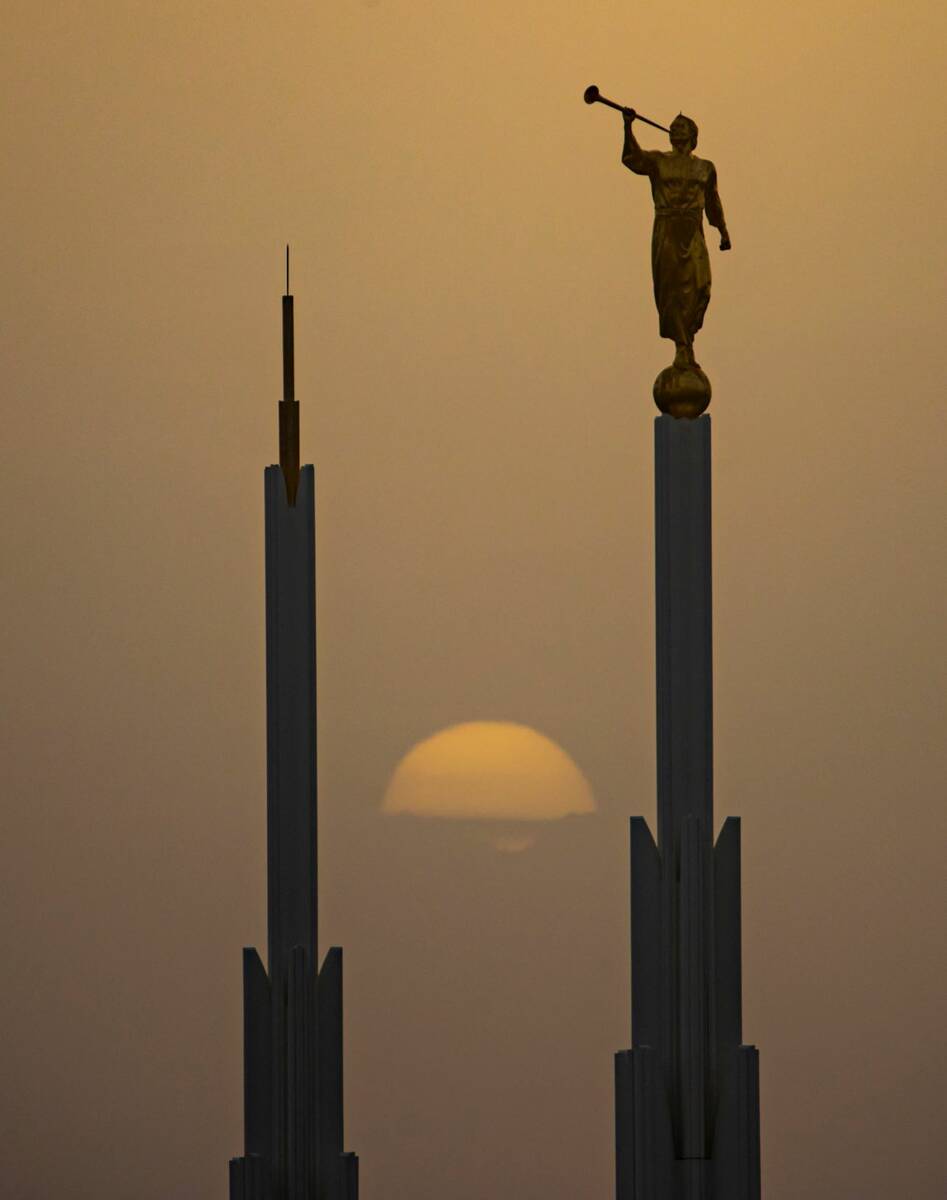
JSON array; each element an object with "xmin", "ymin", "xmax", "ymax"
[{"xmin": 279, "ymin": 247, "xmax": 299, "ymax": 505}]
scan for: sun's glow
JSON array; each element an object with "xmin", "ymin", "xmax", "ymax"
[
  {"xmin": 382, "ymin": 721, "xmax": 596, "ymax": 822},
  {"xmin": 494, "ymin": 833, "xmax": 538, "ymax": 854}
]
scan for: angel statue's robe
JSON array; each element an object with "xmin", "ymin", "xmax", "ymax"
[{"xmin": 622, "ymin": 139, "xmax": 727, "ymax": 350}]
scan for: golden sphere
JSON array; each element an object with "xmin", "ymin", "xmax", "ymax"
[{"xmin": 653, "ymin": 364, "xmax": 712, "ymax": 419}]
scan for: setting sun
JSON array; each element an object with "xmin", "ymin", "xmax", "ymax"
[{"xmin": 382, "ymin": 721, "xmax": 596, "ymax": 822}]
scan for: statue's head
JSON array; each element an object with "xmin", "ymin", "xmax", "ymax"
[{"xmin": 669, "ymin": 113, "xmax": 698, "ymax": 152}]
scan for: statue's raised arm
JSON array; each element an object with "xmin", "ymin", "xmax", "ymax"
[{"xmin": 621, "ymin": 111, "xmax": 658, "ymax": 176}]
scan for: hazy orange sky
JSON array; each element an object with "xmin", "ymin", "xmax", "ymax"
[{"xmin": 2, "ymin": 3, "xmax": 945, "ymax": 1198}]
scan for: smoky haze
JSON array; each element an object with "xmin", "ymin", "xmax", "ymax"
[{"xmin": 2, "ymin": 2, "xmax": 945, "ymax": 1198}]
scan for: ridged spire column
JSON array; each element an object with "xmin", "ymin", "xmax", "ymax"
[
  {"xmin": 615, "ymin": 414, "xmax": 760, "ymax": 1200},
  {"xmin": 229, "ymin": 271, "xmax": 359, "ymax": 1200}
]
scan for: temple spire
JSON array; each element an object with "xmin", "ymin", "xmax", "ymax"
[
  {"xmin": 614, "ymin": 416, "xmax": 760, "ymax": 1200},
  {"xmin": 229, "ymin": 265, "xmax": 359, "ymax": 1199}
]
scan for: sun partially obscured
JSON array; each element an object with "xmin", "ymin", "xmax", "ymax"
[{"xmin": 382, "ymin": 722, "xmax": 595, "ymax": 838}]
